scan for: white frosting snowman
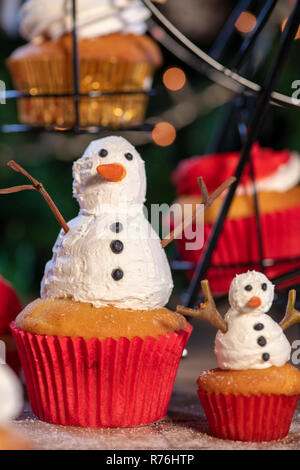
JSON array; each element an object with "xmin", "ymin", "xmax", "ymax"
[
  {"xmin": 0, "ymin": 365, "xmax": 23, "ymax": 424},
  {"xmin": 41, "ymin": 136, "xmax": 173, "ymax": 310},
  {"xmin": 215, "ymin": 271, "xmax": 291, "ymax": 370}
]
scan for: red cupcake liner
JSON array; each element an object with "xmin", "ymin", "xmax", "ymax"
[
  {"xmin": 175, "ymin": 205, "xmax": 300, "ymax": 293},
  {"xmin": 11, "ymin": 322, "xmax": 192, "ymax": 428},
  {"xmin": 198, "ymin": 391, "xmax": 299, "ymax": 442}
]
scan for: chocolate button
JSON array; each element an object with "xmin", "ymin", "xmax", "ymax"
[
  {"xmin": 262, "ymin": 353, "xmax": 270, "ymax": 361},
  {"xmin": 110, "ymin": 240, "xmax": 124, "ymax": 254},
  {"xmin": 110, "ymin": 222, "xmax": 123, "ymax": 233},
  {"xmin": 257, "ymin": 336, "xmax": 267, "ymax": 347},
  {"xmin": 254, "ymin": 323, "xmax": 264, "ymax": 331},
  {"xmin": 112, "ymin": 269, "xmax": 124, "ymax": 281}
]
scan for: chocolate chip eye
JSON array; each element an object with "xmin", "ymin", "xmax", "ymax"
[
  {"xmin": 99, "ymin": 149, "xmax": 108, "ymax": 157},
  {"xmin": 125, "ymin": 152, "xmax": 133, "ymax": 161},
  {"xmin": 245, "ymin": 284, "xmax": 252, "ymax": 291},
  {"xmin": 261, "ymin": 283, "xmax": 267, "ymax": 291}
]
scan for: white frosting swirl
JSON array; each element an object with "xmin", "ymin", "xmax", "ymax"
[
  {"xmin": 20, "ymin": 0, "xmax": 151, "ymax": 41},
  {"xmin": 214, "ymin": 271, "xmax": 292, "ymax": 370},
  {"xmin": 237, "ymin": 152, "xmax": 300, "ymax": 195},
  {"xmin": 41, "ymin": 137, "xmax": 174, "ymax": 310}
]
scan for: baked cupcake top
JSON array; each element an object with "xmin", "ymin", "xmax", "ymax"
[
  {"xmin": 15, "ymin": 298, "xmax": 187, "ymax": 340},
  {"xmin": 8, "ymin": 32, "xmax": 162, "ymax": 67},
  {"xmin": 197, "ymin": 364, "xmax": 300, "ymax": 396},
  {"xmin": 20, "ymin": 0, "xmax": 151, "ymax": 41}
]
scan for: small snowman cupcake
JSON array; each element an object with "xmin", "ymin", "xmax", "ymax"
[{"xmin": 178, "ymin": 271, "xmax": 300, "ymax": 442}]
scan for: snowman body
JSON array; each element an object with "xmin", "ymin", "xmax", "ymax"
[
  {"xmin": 42, "ymin": 209, "xmax": 173, "ymax": 310},
  {"xmin": 41, "ymin": 136, "xmax": 173, "ymax": 310},
  {"xmin": 215, "ymin": 309, "xmax": 291, "ymax": 370},
  {"xmin": 214, "ymin": 271, "xmax": 291, "ymax": 370}
]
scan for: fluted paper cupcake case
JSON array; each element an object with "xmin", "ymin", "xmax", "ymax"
[
  {"xmin": 7, "ymin": 57, "xmax": 153, "ymax": 128},
  {"xmin": 175, "ymin": 205, "xmax": 300, "ymax": 294},
  {"xmin": 198, "ymin": 391, "xmax": 299, "ymax": 442},
  {"xmin": 11, "ymin": 322, "xmax": 192, "ymax": 428}
]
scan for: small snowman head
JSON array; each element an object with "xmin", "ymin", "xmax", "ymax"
[
  {"xmin": 0, "ymin": 364, "xmax": 23, "ymax": 424},
  {"xmin": 73, "ymin": 136, "xmax": 146, "ymax": 214},
  {"xmin": 228, "ymin": 271, "xmax": 274, "ymax": 315}
]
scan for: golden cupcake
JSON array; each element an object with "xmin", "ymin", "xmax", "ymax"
[{"xmin": 7, "ymin": 0, "xmax": 162, "ymax": 128}]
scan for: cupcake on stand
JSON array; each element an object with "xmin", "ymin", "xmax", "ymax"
[{"xmin": 7, "ymin": 0, "xmax": 162, "ymax": 128}]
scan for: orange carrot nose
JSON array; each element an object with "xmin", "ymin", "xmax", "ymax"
[
  {"xmin": 247, "ymin": 296, "xmax": 262, "ymax": 308},
  {"xmin": 97, "ymin": 163, "xmax": 127, "ymax": 182}
]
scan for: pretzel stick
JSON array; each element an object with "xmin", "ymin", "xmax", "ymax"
[
  {"xmin": 177, "ymin": 280, "xmax": 228, "ymax": 333},
  {"xmin": 280, "ymin": 289, "xmax": 300, "ymax": 331},
  {"xmin": 161, "ymin": 176, "xmax": 236, "ymax": 248},
  {"xmin": 0, "ymin": 161, "xmax": 69, "ymax": 233},
  {"xmin": 0, "ymin": 185, "xmax": 35, "ymax": 194}
]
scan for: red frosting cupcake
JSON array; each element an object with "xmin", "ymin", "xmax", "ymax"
[{"xmin": 171, "ymin": 144, "xmax": 300, "ymax": 294}]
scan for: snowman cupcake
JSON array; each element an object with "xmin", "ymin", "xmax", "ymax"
[
  {"xmin": 178, "ymin": 271, "xmax": 300, "ymax": 442},
  {"xmin": 11, "ymin": 136, "xmax": 191, "ymax": 428}
]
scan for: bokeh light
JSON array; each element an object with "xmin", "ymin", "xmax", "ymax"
[
  {"xmin": 152, "ymin": 122, "xmax": 176, "ymax": 147},
  {"xmin": 235, "ymin": 11, "xmax": 257, "ymax": 34},
  {"xmin": 281, "ymin": 18, "xmax": 300, "ymax": 39},
  {"xmin": 163, "ymin": 67, "xmax": 186, "ymax": 91}
]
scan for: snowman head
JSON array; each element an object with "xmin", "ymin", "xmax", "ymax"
[
  {"xmin": 228, "ymin": 271, "xmax": 274, "ymax": 315},
  {"xmin": 73, "ymin": 136, "xmax": 146, "ymax": 213}
]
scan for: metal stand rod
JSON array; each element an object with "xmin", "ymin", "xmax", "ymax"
[
  {"xmin": 237, "ymin": 103, "xmax": 265, "ymax": 273},
  {"xmin": 208, "ymin": 0, "xmax": 253, "ymax": 59},
  {"xmin": 72, "ymin": 0, "xmax": 80, "ymax": 132},
  {"xmin": 232, "ymin": 0, "xmax": 278, "ymax": 71},
  {"xmin": 249, "ymin": 154, "xmax": 265, "ymax": 272},
  {"xmin": 184, "ymin": 1, "xmax": 300, "ymax": 307},
  {"xmin": 205, "ymin": 0, "xmax": 276, "ymax": 154}
]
